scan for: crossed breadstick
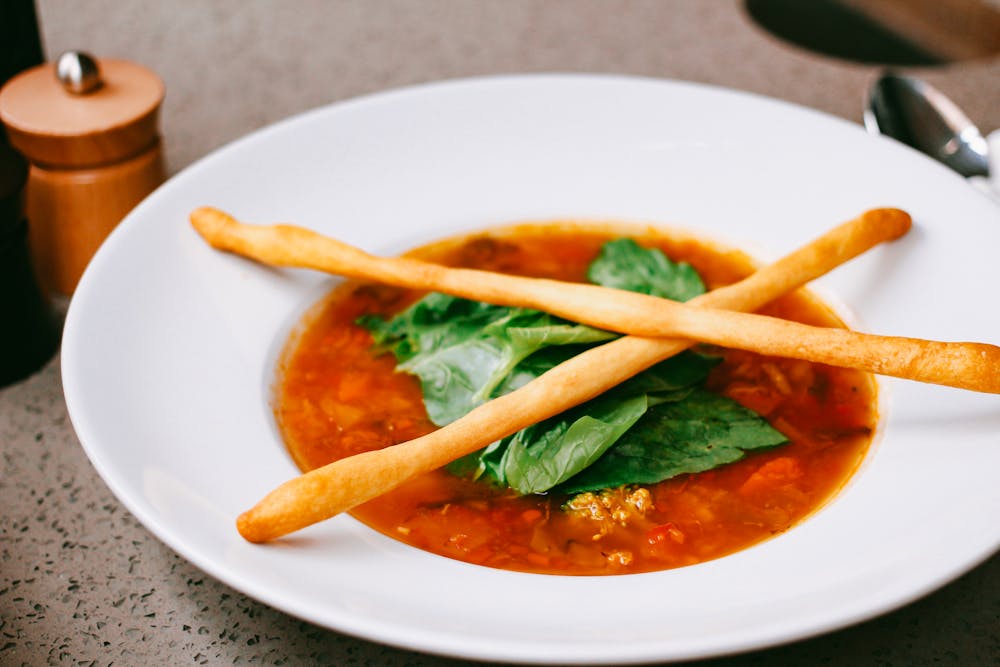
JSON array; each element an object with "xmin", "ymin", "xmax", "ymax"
[{"xmin": 188, "ymin": 206, "xmax": 995, "ymax": 542}]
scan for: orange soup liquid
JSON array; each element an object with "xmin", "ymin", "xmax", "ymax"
[{"xmin": 275, "ymin": 224, "xmax": 877, "ymax": 575}]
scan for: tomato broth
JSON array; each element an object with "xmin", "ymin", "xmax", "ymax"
[{"xmin": 275, "ymin": 223, "xmax": 877, "ymax": 575}]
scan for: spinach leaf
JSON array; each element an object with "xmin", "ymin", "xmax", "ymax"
[
  {"xmin": 501, "ymin": 393, "xmax": 650, "ymax": 493},
  {"xmin": 363, "ymin": 236, "xmax": 788, "ymax": 497},
  {"xmin": 559, "ymin": 388, "xmax": 788, "ymax": 494},
  {"xmin": 362, "ymin": 293, "xmax": 615, "ymax": 425},
  {"xmin": 482, "ymin": 351, "xmax": 717, "ymax": 493},
  {"xmin": 587, "ymin": 238, "xmax": 705, "ymax": 301},
  {"xmin": 360, "ymin": 238, "xmax": 707, "ymax": 426},
  {"xmin": 492, "ymin": 344, "xmax": 597, "ymax": 396}
]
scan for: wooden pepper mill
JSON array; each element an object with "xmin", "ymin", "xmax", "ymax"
[{"xmin": 0, "ymin": 51, "xmax": 165, "ymax": 294}]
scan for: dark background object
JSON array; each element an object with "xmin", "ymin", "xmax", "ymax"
[
  {"xmin": 745, "ymin": 0, "xmax": 945, "ymax": 65},
  {"xmin": 0, "ymin": 0, "xmax": 44, "ymax": 164},
  {"xmin": 0, "ymin": 212, "xmax": 61, "ymax": 387},
  {"xmin": 0, "ymin": 0, "xmax": 44, "ymax": 87},
  {"xmin": 1, "ymin": 0, "xmax": 59, "ymax": 387},
  {"xmin": 0, "ymin": 0, "xmax": 44, "ymax": 241}
]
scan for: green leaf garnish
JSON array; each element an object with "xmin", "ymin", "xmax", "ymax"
[
  {"xmin": 587, "ymin": 238, "xmax": 705, "ymax": 301},
  {"xmin": 558, "ymin": 388, "xmax": 788, "ymax": 493},
  {"xmin": 364, "ymin": 296, "xmax": 614, "ymax": 425},
  {"xmin": 361, "ymin": 236, "xmax": 787, "ymax": 495}
]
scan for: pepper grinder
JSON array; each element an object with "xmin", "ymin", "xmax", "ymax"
[{"xmin": 0, "ymin": 51, "xmax": 165, "ymax": 294}]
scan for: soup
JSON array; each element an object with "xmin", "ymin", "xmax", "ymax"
[{"xmin": 275, "ymin": 223, "xmax": 877, "ymax": 575}]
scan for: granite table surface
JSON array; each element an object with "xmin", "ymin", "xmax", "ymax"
[{"xmin": 3, "ymin": 1, "xmax": 998, "ymax": 665}]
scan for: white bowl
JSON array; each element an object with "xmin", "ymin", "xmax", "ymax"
[{"xmin": 63, "ymin": 74, "xmax": 1000, "ymax": 664}]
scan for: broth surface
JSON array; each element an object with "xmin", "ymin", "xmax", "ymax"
[{"xmin": 275, "ymin": 223, "xmax": 877, "ymax": 575}]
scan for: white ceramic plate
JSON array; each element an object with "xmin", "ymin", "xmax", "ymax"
[{"xmin": 62, "ymin": 75, "xmax": 1000, "ymax": 664}]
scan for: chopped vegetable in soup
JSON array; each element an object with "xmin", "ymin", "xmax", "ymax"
[{"xmin": 275, "ymin": 223, "xmax": 877, "ymax": 575}]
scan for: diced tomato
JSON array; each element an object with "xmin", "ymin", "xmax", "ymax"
[
  {"xmin": 646, "ymin": 522, "xmax": 685, "ymax": 545},
  {"xmin": 525, "ymin": 552, "xmax": 551, "ymax": 567},
  {"xmin": 521, "ymin": 509, "xmax": 543, "ymax": 523},
  {"xmin": 337, "ymin": 370, "xmax": 372, "ymax": 401},
  {"xmin": 739, "ymin": 457, "xmax": 804, "ymax": 496}
]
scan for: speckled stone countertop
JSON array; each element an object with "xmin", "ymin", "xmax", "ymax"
[{"xmin": 3, "ymin": 1, "xmax": 998, "ymax": 665}]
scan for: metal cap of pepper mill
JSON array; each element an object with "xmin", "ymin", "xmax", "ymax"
[{"xmin": 55, "ymin": 51, "xmax": 103, "ymax": 95}]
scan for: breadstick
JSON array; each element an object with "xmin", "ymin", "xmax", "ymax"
[
  {"xmin": 233, "ymin": 209, "xmax": 911, "ymax": 542},
  {"xmin": 192, "ymin": 207, "xmax": 1000, "ymax": 393}
]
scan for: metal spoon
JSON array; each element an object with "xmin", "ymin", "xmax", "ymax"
[{"xmin": 864, "ymin": 73, "xmax": 998, "ymax": 202}]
